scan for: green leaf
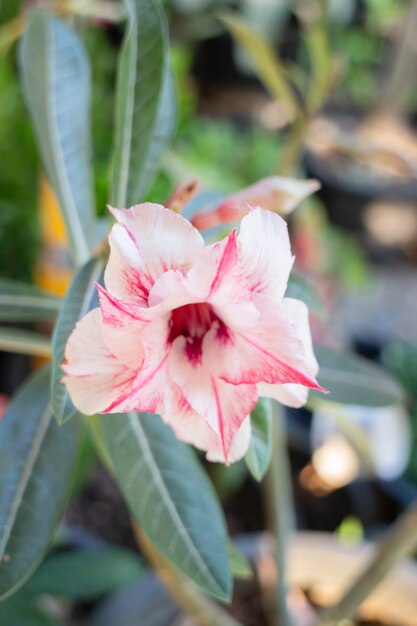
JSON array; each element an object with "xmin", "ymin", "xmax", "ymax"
[
  {"xmin": 228, "ymin": 541, "xmax": 252, "ymax": 580},
  {"xmin": 101, "ymin": 412, "xmax": 232, "ymax": 601},
  {"xmin": 51, "ymin": 257, "xmax": 104, "ymax": 424},
  {"xmin": 0, "ymin": 592, "xmax": 63, "ymax": 626},
  {"xmin": 0, "ymin": 280, "xmax": 60, "ymax": 322},
  {"xmin": 245, "ymin": 398, "xmax": 272, "ymax": 481},
  {"xmin": 0, "ymin": 366, "xmax": 81, "ymax": 600},
  {"xmin": 110, "ymin": 0, "xmax": 176, "ymax": 207},
  {"xmin": 286, "ymin": 272, "xmax": 324, "ymax": 317},
  {"xmin": 221, "ymin": 13, "xmax": 297, "ymax": 119},
  {"xmin": 311, "ymin": 347, "xmax": 405, "ymax": 407},
  {"xmin": 26, "ymin": 547, "xmax": 145, "ymax": 600},
  {"xmin": 0, "ymin": 328, "xmax": 51, "ymax": 358},
  {"xmin": 19, "ymin": 10, "xmax": 95, "ymax": 265}
]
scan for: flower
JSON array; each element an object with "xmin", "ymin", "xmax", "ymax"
[
  {"xmin": 191, "ymin": 176, "xmax": 320, "ymax": 232},
  {"xmin": 62, "ymin": 203, "xmax": 324, "ymax": 463}
]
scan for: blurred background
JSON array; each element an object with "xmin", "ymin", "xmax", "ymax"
[{"xmin": 0, "ymin": 1, "xmax": 417, "ymax": 625}]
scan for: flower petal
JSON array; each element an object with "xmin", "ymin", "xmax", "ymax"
[
  {"xmin": 204, "ymin": 295, "xmax": 323, "ymax": 392},
  {"xmin": 257, "ymin": 382, "xmax": 309, "ymax": 408},
  {"xmin": 238, "ymin": 208, "xmax": 294, "ymax": 302},
  {"xmin": 186, "ymin": 231, "xmax": 259, "ymax": 330},
  {"xmin": 104, "ymin": 223, "xmax": 150, "ymax": 303},
  {"xmin": 97, "ymin": 285, "xmax": 147, "ymax": 370},
  {"xmin": 163, "ymin": 408, "xmax": 251, "ymax": 463},
  {"xmin": 256, "ymin": 298, "xmax": 320, "ymax": 407},
  {"xmin": 168, "ymin": 333, "xmax": 257, "ymax": 461},
  {"xmin": 223, "ymin": 176, "xmax": 320, "ymax": 215},
  {"xmin": 191, "ymin": 176, "xmax": 319, "ymax": 230},
  {"xmin": 109, "ymin": 203, "xmax": 205, "ymax": 285},
  {"xmin": 62, "ymin": 309, "xmax": 136, "ymax": 415},
  {"xmin": 104, "ymin": 316, "xmax": 180, "ymax": 415}
]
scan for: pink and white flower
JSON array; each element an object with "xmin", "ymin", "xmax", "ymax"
[
  {"xmin": 191, "ymin": 176, "xmax": 320, "ymax": 232},
  {"xmin": 62, "ymin": 203, "xmax": 324, "ymax": 463}
]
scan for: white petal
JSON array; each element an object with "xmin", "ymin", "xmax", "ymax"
[
  {"xmin": 97, "ymin": 286, "xmax": 147, "ymax": 370},
  {"xmin": 257, "ymin": 382, "xmax": 309, "ymax": 408},
  {"xmin": 186, "ymin": 231, "xmax": 259, "ymax": 330},
  {"xmin": 109, "ymin": 203, "xmax": 205, "ymax": 284},
  {"xmin": 104, "ymin": 316, "xmax": 180, "ymax": 415},
  {"xmin": 224, "ymin": 176, "xmax": 319, "ymax": 215},
  {"xmin": 104, "ymin": 223, "xmax": 150, "ymax": 303},
  {"xmin": 168, "ymin": 333, "xmax": 257, "ymax": 460},
  {"xmin": 163, "ymin": 410, "xmax": 251, "ymax": 464},
  {"xmin": 238, "ymin": 208, "xmax": 294, "ymax": 302},
  {"xmin": 204, "ymin": 294, "xmax": 322, "ymax": 392},
  {"xmin": 62, "ymin": 309, "xmax": 136, "ymax": 415}
]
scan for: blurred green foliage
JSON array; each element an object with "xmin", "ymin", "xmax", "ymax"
[{"xmin": 0, "ymin": 53, "xmax": 39, "ymax": 282}]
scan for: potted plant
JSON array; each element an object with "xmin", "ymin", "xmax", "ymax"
[{"xmin": 0, "ymin": 2, "xmax": 415, "ymax": 626}]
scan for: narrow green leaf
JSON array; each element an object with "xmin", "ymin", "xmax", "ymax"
[
  {"xmin": 312, "ymin": 347, "xmax": 405, "ymax": 407},
  {"xmin": 26, "ymin": 547, "xmax": 145, "ymax": 600},
  {"xmin": 0, "ymin": 328, "xmax": 51, "ymax": 358},
  {"xmin": 101, "ymin": 412, "xmax": 232, "ymax": 601},
  {"xmin": 0, "ymin": 280, "xmax": 60, "ymax": 322},
  {"xmin": 110, "ymin": 0, "xmax": 176, "ymax": 207},
  {"xmin": 221, "ymin": 13, "xmax": 297, "ymax": 119},
  {"xmin": 0, "ymin": 366, "xmax": 81, "ymax": 600},
  {"xmin": 51, "ymin": 257, "xmax": 104, "ymax": 424},
  {"xmin": 228, "ymin": 541, "xmax": 252, "ymax": 580},
  {"xmin": 286, "ymin": 272, "xmax": 324, "ymax": 317},
  {"xmin": 245, "ymin": 398, "xmax": 272, "ymax": 482},
  {"xmin": 0, "ymin": 592, "xmax": 63, "ymax": 626},
  {"xmin": 19, "ymin": 10, "xmax": 95, "ymax": 265}
]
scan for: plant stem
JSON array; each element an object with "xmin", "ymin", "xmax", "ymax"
[
  {"xmin": 265, "ymin": 400, "xmax": 295, "ymax": 626},
  {"xmin": 317, "ymin": 500, "xmax": 417, "ymax": 626},
  {"xmin": 380, "ymin": 0, "xmax": 417, "ymax": 114},
  {"xmin": 133, "ymin": 523, "xmax": 244, "ymax": 626},
  {"xmin": 277, "ymin": 115, "xmax": 309, "ymax": 176}
]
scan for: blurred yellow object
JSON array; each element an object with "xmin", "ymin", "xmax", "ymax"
[
  {"xmin": 34, "ymin": 177, "xmax": 73, "ymax": 366},
  {"xmin": 35, "ymin": 177, "xmax": 73, "ymax": 297}
]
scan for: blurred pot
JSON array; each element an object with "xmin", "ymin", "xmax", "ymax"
[{"xmin": 304, "ymin": 113, "xmax": 417, "ymax": 260}]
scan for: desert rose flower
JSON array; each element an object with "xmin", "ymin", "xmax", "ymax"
[
  {"xmin": 191, "ymin": 176, "xmax": 320, "ymax": 232},
  {"xmin": 62, "ymin": 203, "xmax": 324, "ymax": 463}
]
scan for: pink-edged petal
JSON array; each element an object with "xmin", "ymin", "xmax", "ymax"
[
  {"xmin": 104, "ymin": 316, "xmax": 180, "ymax": 415},
  {"xmin": 185, "ymin": 231, "xmax": 259, "ymax": 330},
  {"xmin": 257, "ymin": 382, "xmax": 309, "ymax": 408},
  {"xmin": 168, "ymin": 333, "xmax": 258, "ymax": 461},
  {"xmin": 109, "ymin": 203, "xmax": 205, "ymax": 284},
  {"xmin": 97, "ymin": 285, "xmax": 147, "ymax": 370},
  {"xmin": 256, "ymin": 297, "xmax": 320, "ymax": 408},
  {"xmin": 222, "ymin": 176, "xmax": 320, "ymax": 215},
  {"xmin": 238, "ymin": 208, "xmax": 294, "ymax": 302},
  {"xmin": 206, "ymin": 416, "xmax": 251, "ymax": 463},
  {"xmin": 203, "ymin": 294, "xmax": 323, "ymax": 392},
  {"xmin": 191, "ymin": 177, "xmax": 319, "ymax": 231},
  {"xmin": 105, "ymin": 223, "xmax": 150, "ymax": 303},
  {"xmin": 62, "ymin": 308, "xmax": 136, "ymax": 415},
  {"xmin": 147, "ymin": 269, "xmax": 196, "ymax": 310},
  {"xmin": 283, "ymin": 297, "xmax": 319, "ymax": 376},
  {"xmin": 163, "ymin": 408, "xmax": 251, "ymax": 463}
]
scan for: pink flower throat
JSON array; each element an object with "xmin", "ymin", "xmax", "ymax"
[{"xmin": 168, "ymin": 302, "xmax": 229, "ymax": 363}]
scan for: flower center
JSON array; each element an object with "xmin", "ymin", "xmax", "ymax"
[{"xmin": 168, "ymin": 302, "xmax": 228, "ymax": 364}]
